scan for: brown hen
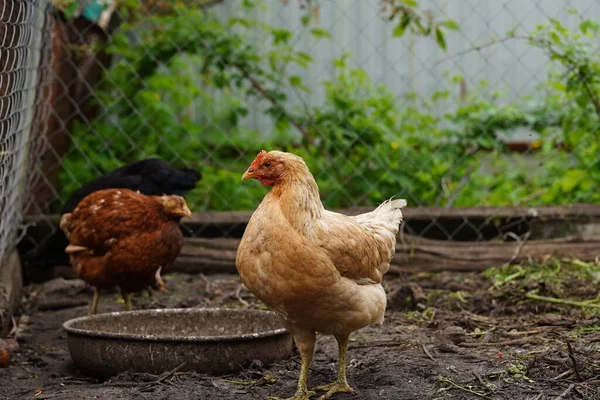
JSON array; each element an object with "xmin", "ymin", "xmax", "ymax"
[
  {"xmin": 236, "ymin": 150, "xmax": 406, "ymax": 400},
  {"xmin": 59, "ymin": 189, "xmax": 191, "ymax": 315}
]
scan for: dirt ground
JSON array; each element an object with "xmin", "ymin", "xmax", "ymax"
[{"xmin": 1, "ymin": 264, "xmax": 599, "ymax": 400}]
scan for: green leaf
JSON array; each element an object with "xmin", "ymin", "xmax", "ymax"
[
  {"xmin": 294, "ymin": 52, "xmax": 314, "ymax": 68},
  {"xmin": 580, "ymin": 19, "xmax": 600, "ymax": 35},
  {"xmin": 440, "ymin": 20, "xmax": 459, "ymax": 31},
  {"xmin": 435, "ymin": 27, "xmax": 447, "ymax": 50},
  {"xmin": 63, "ymin": 1, "xmax": 80, "ymax": 19},
  {"xmin": 310, "ymin": 27, "xmax": 332, "ymax": 39},
  {"xmin": 392, "ymin": 14, "xmax": 412, "ymax": 37},
  {"xmin": 401, "ymin": 0, "xmax": 419, "ymax": 6},
  {"xmin": 561, "ymin": 169, "xmax": 585, "ymax": 192},
  {"xmin": 549, "ymin": 31, "xmax": 562, "ymax": 44},
  {"xmin": 272, "ymin": 28, "xmax": 292, "ymax": 44},
  {"xmin": 288, "ymin": 75, "xmax": 310, "ymax": 92}
]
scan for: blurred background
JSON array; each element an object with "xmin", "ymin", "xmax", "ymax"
[{"xmin": 1, "ymin": 0, "xmax": 599, "ymax": 272}]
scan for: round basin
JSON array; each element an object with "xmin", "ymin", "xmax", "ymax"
[{"xmin": 63, "ymin": 308, "xmax": 293, "ymax": 378}]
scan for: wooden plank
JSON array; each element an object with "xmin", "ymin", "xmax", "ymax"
[
  {"xmin": 23, "ymin": 203, "xmax": 600, "ymax": 226},
  {"xmin": 182, "ymin": 204, "xmax": 600, "ymax": 223},
  {"xmin": 21, "ymin": 205, "xmax": 600, "ymax": 278},
  {"xmin": 394, "ymin": 234, "xmax": 600, "ymax": 272},
  {"xmin": 172, "ymin": 235, "xmax": 600, "ymax": 275}
]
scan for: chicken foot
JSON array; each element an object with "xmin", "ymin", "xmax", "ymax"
[
  {"xmin": 88, "ymin": 288, "xmax": 101, "ymax": 316},
  {"xmin": 313, "ymin": 334, "xmax": 355, "ymax": 400},
  {"xmin": 270, "ymin": 328, "xmax": 317, "ymax": 400}
]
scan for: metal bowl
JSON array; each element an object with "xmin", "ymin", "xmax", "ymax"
[{"xmin": 63, "ymin": 308, "xmax": 293, "ymax": 378}]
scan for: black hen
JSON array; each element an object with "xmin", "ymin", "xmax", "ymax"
[{"xmin": 23, "ymin": 158, "xmax": 201, "ymax": 283}]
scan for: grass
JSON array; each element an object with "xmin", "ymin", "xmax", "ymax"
[{"xmin": 483, "ymin": 258, "xmax": 600, "ymax": 310}]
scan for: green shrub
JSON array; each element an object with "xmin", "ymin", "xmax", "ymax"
[{"xmin": 60, "ymin": 2, "xmax": 600, "ymax": 211}]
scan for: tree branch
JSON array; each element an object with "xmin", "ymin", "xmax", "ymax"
[{"xmin": 233, "ymin": 63, "xmax": 311, "ymax": 142}]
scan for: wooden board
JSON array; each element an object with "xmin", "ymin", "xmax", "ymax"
[
  {"xmin": 23, "ymin": 203, "xmax": 600, "ymax": 242},
  {"xmin": 173, "ymin": 234, "xmax": 600, "ymax": 275},
  {"xmin": 393, "ymin": 234, "xmax": 600, "ymax": 272},
  {"xmin": 21, "ymin": 205, "xmax": 600, "ymax": 276},
  {"xmin": 24, "ymin": 204, "xmax": 600, "ymax": 226}
]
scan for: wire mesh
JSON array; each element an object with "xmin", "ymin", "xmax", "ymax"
[
  {"xmin": 3, "ymin": 0, "xmax": 599, "ymax": 275},
  {"xmin": 0, "ymin": 0, "xmax": 52, "ymax": 264}
]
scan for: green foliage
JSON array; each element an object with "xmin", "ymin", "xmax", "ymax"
[
  {"xmin": 455, "ymin": 16, "xmax": 600, "ymax": 207},
  {"xmin": 51, "ymin": 0, "xmax": 80, "ymax": 19},
  {"xmin": 60, "ymin": 2, "xmax": 600, "ymax": 212},
  {"xmin": 484, "ymin": 259, "xmax": 600, "ymax": 310},
  {"xmin": 380, "ymin": 0, "xmax": 459, "ymax": 50},
  {"xmin": 484, "ymin": 259, "xmax": 600, "ymax": 294}
]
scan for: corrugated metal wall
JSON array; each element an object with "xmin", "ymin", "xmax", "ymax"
[{"xmin": 213, "ymin": 0, "xmax": 600, "ymax": 135}]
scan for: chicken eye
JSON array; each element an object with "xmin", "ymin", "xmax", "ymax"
[{"xmin": 264, "ymin": 162, "xmax": 271, "ymax": 167}]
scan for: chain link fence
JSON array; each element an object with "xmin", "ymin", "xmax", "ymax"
[
  {"xmin": 0, "ymin": 0, "xmax": 52, "ymax": 264},
  {"xmin": 3, "ymin": 0, "xmax": 599, "ymax": 278}
]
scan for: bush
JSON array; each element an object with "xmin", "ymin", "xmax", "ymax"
[{"xmin": 59, "ymin": 1, "xmax": 600, "ymax": 211}]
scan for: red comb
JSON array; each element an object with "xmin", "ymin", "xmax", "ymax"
[
  {"xmin": 256, "ymin": 150, "xmax": 267, "ymax": 161},
  {"xmin": 251, "ymin": 150, "xmax": 267, "ymax": 167}
]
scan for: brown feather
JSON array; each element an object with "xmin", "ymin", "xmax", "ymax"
[{"xmin": 60, "ymin": 188, "xmax": 188, "ymax": 312}]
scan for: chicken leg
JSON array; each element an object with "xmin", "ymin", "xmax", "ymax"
[
  {"xmin": 154, "ymin": 266, "xmax": 168, "ymax": 292},
  {"xmin": 313, "ymin": 334, "xmax": 355, "ymax": 400},
  {"xmin": 88, "ymin": 288, "xmax": 101, "ymax": 316},
  {"xmin": 122, "ymin": 292, "xmax": 133, "ymax": 311},
  {"xmin": 270, "ymin": 328, "xmax": 316, "ymax": 400}
]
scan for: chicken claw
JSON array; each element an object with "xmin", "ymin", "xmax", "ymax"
[
  {"xmin": 314, "ymin": 381, "xmax": 354, "ymax": 399},
  {"xmin": 313, "ymin": 335, "xmax": 355, "ymax": 399},
  {"xmin": 267, "ymin": 390, "xmax": 316, "ymax": 400}
]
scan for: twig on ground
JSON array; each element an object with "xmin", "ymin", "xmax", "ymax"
[
  {"xmin": 437, "ymin": 377, "xmax": 493, "ymax": 400},
  {"xmin": 566, "ymin": 341, "xmax": 582, "ymax": 382},
  {"xmin": 157, "ymin": 362, "xmax": 187, "ymax": 384},
  {"xmin": 349, "ymin": 340, "xmax": 406, "ymax": 349},
  {"xmin": 135, "ymin": 391, "xmax": 149, "ymax": 400},
  {"xmin": 525, "ymin": 292, "xmax": 600, "ymax": 309},
  {"xmin": 221, "ymin": 373, "xmax": 276, "ymax": 387},
  {"xmin": 553, "ymin": 369, "xmax": 573, "ymax": 381},
  {"xmin": 459, "ymin": 336, "xmax": 541, "ymax": 348},
  {"xmin": 556, "ymin": 383, "xmax": 575, "ymax": 400},
  {"xmin": 421, "ymin": 343, "xmax": 437, "ymax": 361},
  {"xmin": 473, "ymin": 372, "xmax": 489, "ymax": 389},
  {"xmin": 138, "ymin": 362, "xmax": 187, "ymax": 392},
  {"xmin": 199, "ymin": 274, "xmax": 211, "ymax": 294}
]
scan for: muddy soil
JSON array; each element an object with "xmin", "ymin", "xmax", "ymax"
[{"xmin": 1, "ymin": 270, "xmax": 599, "ymax": 400}]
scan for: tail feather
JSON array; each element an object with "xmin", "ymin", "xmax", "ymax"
[
  {"xmin": 375, "ymin": 198, "xmax": 406, "ymax": 230},
  {"xmin": 353, "ymin": 198, "xmax": 407, "ymax": 227},
  {"xmin": 387, "ymin": 198, "xmax": 408, "ymax": 209},
  {"xmin": 349, "ymin": 198, "xmax": 407, "ymax": 279}
]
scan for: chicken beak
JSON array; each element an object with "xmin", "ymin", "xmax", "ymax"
[
  {"xmin": 181, "ymin": 204, "xmax": 192, "ymax": 218},
  {"xmin": 242, "ymin": 168, "xmax": 256, "ymax": 181}
]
